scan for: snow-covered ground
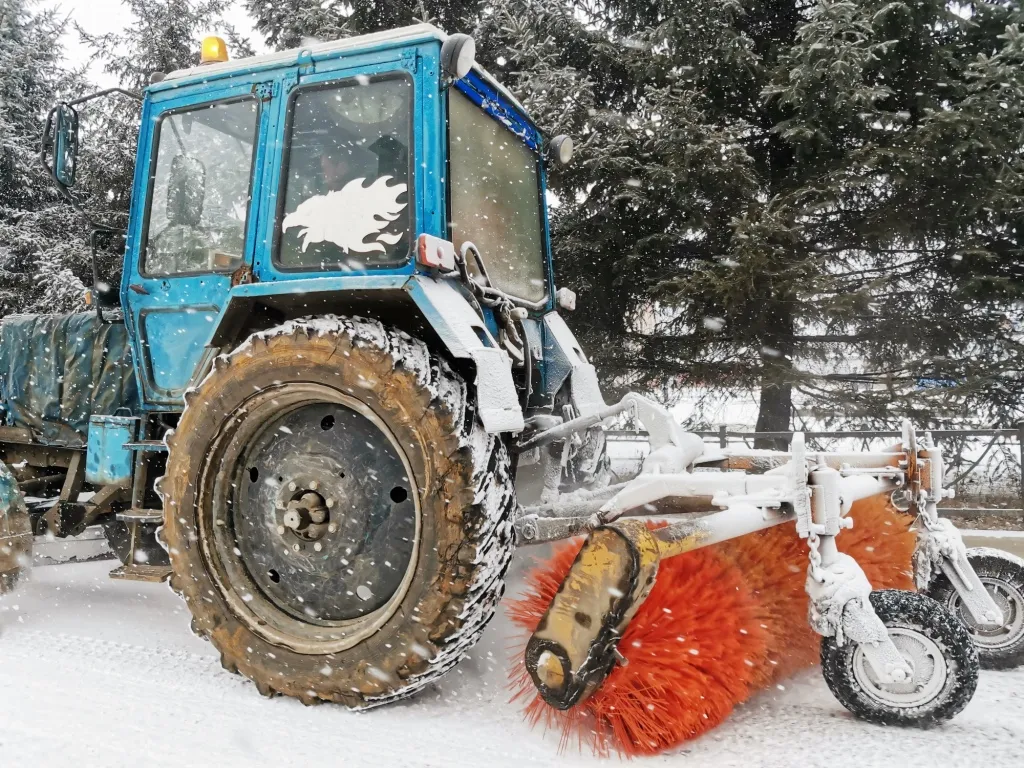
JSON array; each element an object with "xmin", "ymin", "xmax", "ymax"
[{"xmin": 2, "ymin": 556, "xmax": 1022, "ymax": 768}]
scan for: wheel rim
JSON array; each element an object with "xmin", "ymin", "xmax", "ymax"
[
  {"xmin": 947, "ymin": 577, "xmax": 1024, "ymax": 651},
  {"xmin": 851, "ymin": 628, "xmax": 947, "ymax": 708},
  {"xmin": 197, "ymin": 383, "xmax": 421, "ymax": 655}
]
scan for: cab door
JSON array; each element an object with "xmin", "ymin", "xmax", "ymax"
[{"xmin": 123, "ymin": 84, "xmax": 270, "ymax": 408}]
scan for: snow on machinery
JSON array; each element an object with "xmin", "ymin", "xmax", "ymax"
[{"xmin": 0, "ymin": 23, "xmax": 1019, "ymax": 734}]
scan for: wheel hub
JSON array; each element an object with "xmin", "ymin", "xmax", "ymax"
[
  {"xmin": 852, "ymin": 627, "xmax": 946, "ymax": 708},
  {"xmin": 950, "ymin": 577, "xmax": 1024, "ymax": 650},
  {"xmin": 213, "ymin": 394, "xmax": 419, "ymax": 632},
  {"xmin": 281, "ymin": 490, "xmax": 330, "ymax": 541}
]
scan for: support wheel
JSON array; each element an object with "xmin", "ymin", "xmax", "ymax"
[
  {"xmin": 159, "ymin": 317, "xmax": 516, "ymax": 708},
  {"xmin": 821, "ymin": 590, "xmax": 978, "ymax": 726},
  {"xmin": 926, "ymin": 548, "xmax": 1024, "ymax": 669}
]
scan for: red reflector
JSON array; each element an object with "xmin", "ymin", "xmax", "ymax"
[{"xmin": 415, "ymin": 234, "xmax": 456, "ymax": 272}]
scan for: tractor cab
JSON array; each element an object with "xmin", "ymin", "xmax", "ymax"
[{"xmin": 45, "ymin": 25, "xmax": 575, "ymax": 415}]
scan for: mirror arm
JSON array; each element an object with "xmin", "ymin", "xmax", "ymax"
[
  {"xmin": 39, "ymin": 88, "xmax": 142, "ymax": 232},
  {"xmin": 39, "ymin": 88, "xmax": 142, "ymax": 317},
  {"xmin": 64, "ymin": 87, "xmax": 142, "ymax": 109}
]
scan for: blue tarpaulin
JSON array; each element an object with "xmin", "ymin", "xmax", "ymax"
[{"xmin": 0, "ymin": 312, "xmax": 140, "ymax": 447}]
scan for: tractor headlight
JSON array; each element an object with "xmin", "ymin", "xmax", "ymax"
[
  {"xmin": 549, "ymin": 135, "xmax": 574, "ymax": 166},
  {"xmin": 441, "ymin": 34, "xmax": 476, "ymax": 81}
]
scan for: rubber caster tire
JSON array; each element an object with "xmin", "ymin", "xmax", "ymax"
[
  {"xmin": 821, "ymin": 590, "xmax": 978, "ymax": 726},
  {"xmin": 926, "ymin": 548, "xmax": 1024, "ymax": 670}
]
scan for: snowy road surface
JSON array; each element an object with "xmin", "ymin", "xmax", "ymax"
[{"xmin": 2, "ymin": 557, "xmax": 1022, "ymax": 768}]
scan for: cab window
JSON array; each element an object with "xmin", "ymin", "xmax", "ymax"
[
  {"xmin": 142, "ymin": 98, "xmax": 258, "ymax": 276},
  {"xmin": 276, "ymin": 74, "xmax": 413, "ymax": 270}
]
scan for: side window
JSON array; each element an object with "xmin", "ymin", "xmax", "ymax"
[
  {"xmin": 142, "ymin": 99, "xmax": 259, "ymax": 276},
  {"xmin": 276, "ymin": 74, "xmax": 413, "ymax": 270}
]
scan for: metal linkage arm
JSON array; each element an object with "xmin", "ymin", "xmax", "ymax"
[{"xmin": 518, "ymin": 393, "xmax": 704, "ymax": 470}]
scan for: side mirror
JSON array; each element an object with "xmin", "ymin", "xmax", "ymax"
[
  {"xmin": 441, "ymin": 34, "xmax": 476, "ymax": 81},
  {"xmin": 52, "ymin": 104, "xmax": 80, "ymax": 187},
  {"xmin": 166, "ymin": 155, "xmax": 207, "ymax": 227}
]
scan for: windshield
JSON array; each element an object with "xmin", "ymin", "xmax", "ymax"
[
  {"xmin": 448, "ymin": 89, "xmax": 547, "ymax": 303},
  {"xmin": 276, "ymin": 74, "xmax": 413, "ymax": 270},
  {"xmin": 143, "ymin": 98, "xmax": 258, "ymax": 276}
]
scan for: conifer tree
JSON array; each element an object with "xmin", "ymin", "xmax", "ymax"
[
  {"xmin": 241, "ymin": 0, "xmax": 1024, "ymax": 434},
  {"xmin": 0, "ymin": 0, "xmax": 91, "ymax": 315}
]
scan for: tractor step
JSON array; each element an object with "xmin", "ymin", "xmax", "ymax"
[
  {"xmin": 108, "ymin": 564, "xmax": 172, "ymax": 583},
  {"xmin": 116, "ymin": 508, "xmax": 164, "ymax": 524},
  {"xmin": 124, "ymin": 440, "xmax": 168, "ymax": 452}
]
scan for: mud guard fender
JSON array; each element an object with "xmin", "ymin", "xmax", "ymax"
[
  {"xmin": 205, "ymin": 275, "xmax": 523, "ymax": 435},
  {"xmin": 405, "ymin": 277, "xmax": 524, "ymax": 434},
  {"xmin": 542, "ymin": 312, "xmax": 607, "ymax": 416}
]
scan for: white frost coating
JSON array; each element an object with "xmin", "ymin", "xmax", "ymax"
[
  {"xmin": 913, "ymin": 518, "xmax": 968, "ymax": 590},
  {"xmin": 282, "ymin": 177, "xmax": 407, "ymax": 254},
  {"xmin": 470, "ymin": 347, "xmax": 524, "ymax": 433},
  {"xmin": 806, "ymin": 553, "xmax": 887, "ymax": 647},
  {"xmin": 409, "ymin": 277, "xmax": 523, "ymax": 433}
]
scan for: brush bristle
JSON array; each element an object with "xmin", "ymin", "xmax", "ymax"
[{"xmin": 508, "ymin": 495, "xmax": 916, "ymax": 755}]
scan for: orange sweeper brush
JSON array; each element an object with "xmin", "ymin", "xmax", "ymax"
[{"xmin": 507, "ymin": 495, "xmax": 916, "ymax": 756}]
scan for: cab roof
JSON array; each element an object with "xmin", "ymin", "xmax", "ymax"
[{"xmin": 160, "ymin": 24, "xmax": 528, "ymax": 116}]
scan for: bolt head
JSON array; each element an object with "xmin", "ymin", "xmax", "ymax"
[
  {"xmin": 314, "ymin": 542, "xmax": 323, "ymax": 552},
  {"xmin": 288, "ymin": 481, "xmax": 297, "ymax": 491},
  {"xmin": 326, "ymin": 497, "xmax": 335, "ymax": 508},
  {"xmin": 292, "ymin": 543, "xmax": 301, "ymax": 552},
  {"xmin": 277, "ymin": 525, "xmax": 286, "ymax": 535},
  {"xmin": 328, "ymin": 523, "xmax": 338, "ymax": 534},
  {"xmin": 309, "ymin": 480, "xmax": 318, "ymax": 490}
]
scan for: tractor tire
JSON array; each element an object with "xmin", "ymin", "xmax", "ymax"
[
  {"xmin": 0, "ymin": 460, "xmax": 32, "ymax": 595},
  {"xmin": 101, "ymin": 519, "xmax": 171, "ymax": 567},
  {"xmin": 159, "ymin": 316, "xmax": 516, "ymax": 708}
]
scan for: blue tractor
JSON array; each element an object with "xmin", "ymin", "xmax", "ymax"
[{"xmin": 2, "ymin": 25, "xmax": 1021, "ymax": 722}]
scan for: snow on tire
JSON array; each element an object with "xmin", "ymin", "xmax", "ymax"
[
  {"xmin": 159, "ymin": 316, "xmax": 517, "ymax": 708},
  {"xmin": 821, "ymin": 590, "xmax": 978, "ymax": 726}
]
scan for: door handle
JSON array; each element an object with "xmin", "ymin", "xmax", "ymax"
[{"xmin": 128, "ymin": 283, "xmax": 150, "ymax": 295}]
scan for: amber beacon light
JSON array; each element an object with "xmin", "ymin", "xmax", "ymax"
[{"xmin": 200, "ymin": 36, "xmax": 229, "ymax": 65}]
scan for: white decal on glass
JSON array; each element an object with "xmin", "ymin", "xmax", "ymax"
[{"xmin": 282, "ymin": 176, "xmax": 407, "ymax": 253}]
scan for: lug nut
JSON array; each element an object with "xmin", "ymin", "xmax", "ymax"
[
  {"xmin": 293, "ymin": 543, "xmax": 301, "ymax": 552},
  {"xmin": 314, "ymin": 542, "xmax": 323, "ymax": 552},
  {"xmin": 309, "ymin": 480, "xmax": 318, "ymax": 490},
  {"xmin": 288, "ymin": 481, "xmax": 297, "ymax": 491},
  {"xmin": 326, "ymin": 497, "xmax": 335, "ymax": 508},
  {"xmin": 328, "ymin": 523, "xmax": 338, "ymax": 534},
  {"xmin": 277, "ymin": 525, "xmax": 286, "ymax": 535}
]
